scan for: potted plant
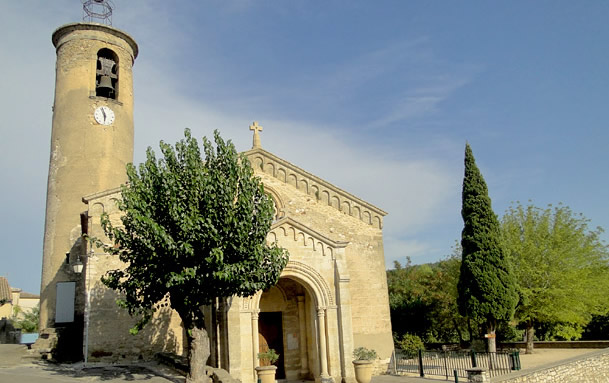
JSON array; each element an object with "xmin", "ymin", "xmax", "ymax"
[
  {"xmin": 352, "ymin": 347, "xmax": 377, "ymax": 383},
  {"xmin": 256, "ymin": 348, "xmax": 280, "ymax": 383}
]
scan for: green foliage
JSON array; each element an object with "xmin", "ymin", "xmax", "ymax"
[
  {"xmin": 457, "ymin": 144, "xmax": 517, "ymax": 335},
  {"xmin": 353, "ymin": 347, "xmax": 377, "ymax": 361},
  {"xmin": 95, "ymin": 129, "xmax": 289, "ymax": 334},
  {"xmin": 458, "ymin": 145, "xmax": 518, "ymax": 322},
  {"xmin": 470, "ymin": 339, "xmax": 487, "ymax": 352},
  {"xmin": 388, "ymin": 252, "xmax": 468, "ymax": 344},
  {"xmin": 12, "ymin": 306, "xmax": 39, "ymax": 333},
  {"xmin": 501, "ymin": 202, "xmax": 609, "ymax": 344},
  {"xmin": 496, "ymin": 320, "xmax": 523, "ymax": 342},
  {"xmin": 582, "ymin": 313, "xmax": 609, "ymax": 340},
  {"xmin": 258, "ymin": 348, "xmax": 280, "ymax": 366},
  {"xmin": 396, "ymin": 333, "xmax": 424, "ymax": 357}
]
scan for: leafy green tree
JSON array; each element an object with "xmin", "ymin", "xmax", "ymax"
[
  {"xmin": 387, "ymin": 258, "xmax": 436, "ymax": 340},
  {"xmin": 430, "ymin": 252, "xmax": 471, "ymax": 344},
  {"xmin": 457, "ymin": 143, "xmax": 517, "ymax": 352},
  {"xmin": 12, "ymin": 306, "xmax": 39, "ymax": 333},
  {"xmin": 582, "ymin": 312, "xmax": 609, "ymax": 340},
  {"xmin": 396, "ymin": 333, "xmax": 424, "ymax": 357},
  {"xmin": 387, "ymin": 253, "xmax": 468, "ymax": 344},
  {"xmin": 501, "ymin": 202, "xmax": 609, "ymax": 352},
  {"xmin": 95, "ymin": 129, "xmax": 289, "ymax": 383}
]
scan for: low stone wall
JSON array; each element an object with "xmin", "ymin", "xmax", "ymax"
[
  {"xmin": 426, "ymin": 341, "xmax": 609, "ymax": 351},
  {"xmin": 494, "ymin": 348, "xmax": 609, "ymax": 383},
  {"xmin": 500, "ymin": 341, "xmax": 609, "ymax": 350},
  {"xmin": 0, "ymin": 319, "xmax": 20, "ymax": 344}
]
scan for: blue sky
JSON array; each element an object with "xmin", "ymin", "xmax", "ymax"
[{"xmin": 1, "ymin": 1, "xmax": 608, "ymax": 294}]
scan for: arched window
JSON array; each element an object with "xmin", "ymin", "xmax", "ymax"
[
  {"xmin": 96, "ymin": 48, "xmax": 118, "ymax": 99},
  {"xmin": 264, "ymin": 187, "xmax": 285, "ymax": 222}
]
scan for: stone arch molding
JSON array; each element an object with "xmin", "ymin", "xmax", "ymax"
[
  {"xmin": 249, "ymin": 260, "xmax": 334, "ymax": 309},
  {"xmin": 281, "ymin": 260, "xmax": 334, "ymax": 307},
  {"xmin": 263, "ymin": 185, "xmax": 286, "ymax": 220}
]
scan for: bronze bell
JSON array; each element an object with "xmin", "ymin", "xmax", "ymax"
[{"xmin": 97, "ymin": 75, "xmax": 114, "ymax": 92}]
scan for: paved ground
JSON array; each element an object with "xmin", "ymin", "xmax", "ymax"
[
  {"xmin": 0, "ymin": 344, "xmax": 183, "ymax": 383},
  {"xmin": 0, "ymin": 344, "xmax": 600, "ymax": 383},
  {"xmin": 517, "ymin": 348, "xmax": 598, "ymax": 370},
  {"xmin": 373, "ymin": 348, "xmax": 601, "ymax": 382}
]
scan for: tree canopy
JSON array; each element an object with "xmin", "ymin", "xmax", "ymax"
[
  {"xmin": 457, "ymin": 143, "xmax": 517, "ymax": 352},
  {"xmin": 12, "ymin": 306, "xmax": 39, "ymax": 333},
  {"xmin": 95, "ymin": 129, "xmax": 289, "ymax": 381},
  {"xmin": 501, "ymin": 202, "xmax": 609, "ymax": 352},
  {"xmin": 388, "ymin": 254, "xmax": 467, "ymax": 344}
]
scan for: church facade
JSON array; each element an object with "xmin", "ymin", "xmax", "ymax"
[{"xmin": 39, "ymin": 21, "xmax": 394, "ymax": 383}]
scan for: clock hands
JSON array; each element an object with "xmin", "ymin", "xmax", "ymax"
[{"xmin": 95, "ymin": 106, "xmax": 114, "ymax": 125}]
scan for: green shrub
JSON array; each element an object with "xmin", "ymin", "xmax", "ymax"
[
  {"xmin": 397, "ymin": 333, "xmax": 424, "ymax": 357},
  {"xmin": 258, "ymin": 348, "xmax": 279, "ymax": 366},
  {"xmin": 470, "ymin": 339, "xmax": 486, "ymax": 352},
  {"xmin": 12, "ymin": 306, "xmax": 39, "ymax": 333},
  {"xmin": 353, "ymin": 347, "xmax": 377, "ymax": 361}
]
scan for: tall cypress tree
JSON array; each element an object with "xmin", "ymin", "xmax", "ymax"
[{"xmin": 457, "ymin": 143, "xmax": 517, "ymax": 352}]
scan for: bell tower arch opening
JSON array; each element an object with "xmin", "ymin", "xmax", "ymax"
[{"xmin": 96, "ymin": 48, "xmax": 118, "ymax": 99}]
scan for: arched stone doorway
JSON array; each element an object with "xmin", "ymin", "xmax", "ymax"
[
  {"xmin": 258, "ymin": 279, "xmax": 314, "ymax": 380},
  {"xmin": 251, "ymin": 261, "xmax": 337, "ymax": 383}
]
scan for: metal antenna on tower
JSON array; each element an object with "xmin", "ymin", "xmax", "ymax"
[{"xmin": 82, "ymin": 0, "xmax": 114, "ymax": 26}]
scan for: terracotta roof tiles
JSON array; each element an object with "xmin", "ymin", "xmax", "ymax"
[{"xmin": 0, "ymin": 277, "xmax": 11, "ymax": 302}]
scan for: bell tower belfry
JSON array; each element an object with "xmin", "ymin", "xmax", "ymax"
[{"xmin": 39, "ymin": 21, "xmax": 138, "ymax": 344}]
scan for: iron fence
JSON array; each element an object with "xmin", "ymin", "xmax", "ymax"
[{"xmin": 392, "ymin": 349, "xmax": 521, "ymax": 380}]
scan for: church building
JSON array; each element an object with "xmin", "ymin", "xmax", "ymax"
[{"xmin": 38, "ymin": 16, "xmax": 394, "ymax": 383}]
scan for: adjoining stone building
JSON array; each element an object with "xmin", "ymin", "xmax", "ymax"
[{"xmin": 38, "ymin": 20, "xmax": 394, "ymax": 383}]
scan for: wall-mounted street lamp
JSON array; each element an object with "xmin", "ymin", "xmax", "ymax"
[
  {"xmin": 66, "ymin": 252, "xmax": 84, "ymax": 274},
  {"xmin": 72, "ymin": 255, "xmax": 84, "ymax": 274}
]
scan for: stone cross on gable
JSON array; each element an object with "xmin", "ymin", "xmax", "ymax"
[{"xmin": 250, "ymin": 121, "xmax": 263, "ymax": 149}]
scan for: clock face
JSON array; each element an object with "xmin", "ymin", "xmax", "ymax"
[{"xmin": 94, "ymin": 106, "xmax": 115, "ymax": 126}]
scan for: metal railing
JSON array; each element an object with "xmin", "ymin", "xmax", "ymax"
[{"xmin": 392, "ymin": 349, "xmax": 521, "ymax": 380}]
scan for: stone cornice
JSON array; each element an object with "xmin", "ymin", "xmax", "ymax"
[
  {"xmin": 52, "ymin": 22, "xmax": 139, "ymax": 60},
  {"xmin": 82, "ymin": 186, "xmax": 122, "ymax": 204},
  {"xmin": 245, "ymin": 148, "xmax": 387, "ymax": 229}
]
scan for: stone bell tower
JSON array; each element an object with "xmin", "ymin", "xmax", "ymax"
[{"xmin": 39, "ymin": 19, "xmax": 137, "ymax": 356}]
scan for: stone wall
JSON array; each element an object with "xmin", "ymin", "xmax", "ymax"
[
  {"xmin": 83, "ymin": 189, "xmax": 186, "ymax": 362},
  {"xmin": 0, "ymin": 319, "xmax": 20, "ymax": 344},
  {"xmin": 499, "ymin": 341, "xmax": 609, "ymax": 350},
  {"xmin": 495, "ymin": 348, "xmax": 609, "ymax": 383}
]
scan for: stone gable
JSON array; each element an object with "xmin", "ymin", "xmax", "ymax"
[{"xmin": 245, "ymin": 148, "xmax": 386, "ymax": 229}]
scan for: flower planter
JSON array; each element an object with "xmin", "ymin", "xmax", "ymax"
[
  {"xmin": 255, "ymin": 365, "xmax": 277, "ymax": 383},
  {"xmin": 352, "ymin": 360, "xmax": 374, "ymax": 383}
]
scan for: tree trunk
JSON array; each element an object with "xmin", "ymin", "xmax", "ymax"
[
  {"xmin": 525, "ymin": 322, "xmax": 535, "ymax": 354},
  {"xmin": 467, "ymin": 317, "xmax": 475, "ymax": 347},
  {"xmin": 453, "ymin": 318, "xmax": 465, "ymax": 347},
  {"xmin": 187, "ymin": 326, "xmax": 212, "ymax": 383},
  {"xmin": 486, "ymin": 324, "xmax": 496, "ymax": 353}
]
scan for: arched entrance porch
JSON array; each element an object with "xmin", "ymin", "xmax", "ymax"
[{"xmin": 250, "ymin": 262, "xmax": 337, "ymax": 383}]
